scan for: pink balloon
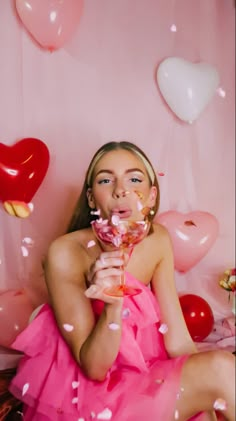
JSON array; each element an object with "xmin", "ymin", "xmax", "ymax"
[
  {"xmin": 0, "ymin": 288, "xmax": 34, "ymax": 348},
  {"xmin": 15, "ymin": 0, "xmax": 84, "ymax": 51},
  {"xmin": 157, "ymin": 211, "xmax": 219, "ymax": 272}
]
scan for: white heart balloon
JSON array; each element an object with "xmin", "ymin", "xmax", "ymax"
[{"xmin": 157, "ymin": 57, "xmax": 220, "ymax": 123}]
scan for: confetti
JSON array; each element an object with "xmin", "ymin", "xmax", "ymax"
[
  {"xmin": 22, "ymin": 237, "xmax": 34, "ymax": 246},
  {"xmin": 21, "ymin": 246, "xmax": 29, "ymax": 257},
  {"xmin": 174, "ymin": 409, "xmax": 179, "ymax": 419},
  {"xmin": 134, "ymin": 190, "xmax": 143, "ymax": 200},
  {"xmin": 28, "ymin": 203, "xmax": 34, "ymax": 212},
  {"xmin": 111, "ymin": 214, "xmax": 120, "ymax": 226},
  {"xmin": 213, "ymin": 398, "xmax": 227, "ymax": 411},
  {"xmin": 63, "ymin": 323, "xmax": 74, "ymax": 332},
  {"xmin": 87, "ymin": 240, "xmax": 96, "ymax": 248},
  {"xmin": 72, "ymin": 397, "xmax": 79, "ymax": 404},
  {"xmin": 108, "ymin": 322, "xmax": 120, "ymax": 331},
  {"xmin": 90, "ymin": 209, "xmax": 101, "ymax": 216},
  {"xmin": 22, "ymin": 383, "xmax": 29, "ymax": 396},
  {"xmin": 170, "ymin": 24, "xmax": 177, "ymax": 32},
  {"xmin": 72, "ymin": 381, "xmax": 80, "ymax": 389},
  {"xmin": 122, "ymin": 308, "xmax": 131, "ymax": 319},
  {"xmin": 159, "ymin": 324, "xmax": 168, "ymax": 334},
  {"xmin": 97, "ymin": 408, "xmax": 113, "ymax": 420},
  {"xmin": 137, "ymin": 201, "xmax": 143, "ymax": 211},
  {"xmin": 158, "ymin": 172, "xmax": 165, "ymax": 177},
  {"xmin": 217, "ymin": 87, "xmax": 226, "ymax": 98}
]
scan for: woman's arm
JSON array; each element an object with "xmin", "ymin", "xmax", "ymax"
[
  {"xmin": 151, "ymin": 225, "xmax": 197, "ymax": 357},
  {"xmin": 44, "ymin": 234, "xmax": 124, "ymax": 381}
]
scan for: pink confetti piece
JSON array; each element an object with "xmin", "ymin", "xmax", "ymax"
[
  {"xmin": 217, "ymin": 87, "xmax": 226, "ymax": 98},
  {"xmin": 108, "ymin": 322, "xmax": 120, "ymax": 331},
  {"xmin": 90, "ymin": 209, "xmax": 101, "ymax": 215},
  {"xmin": 170, "ymin": 24, "xmax": 177, "ymax": 32},
  {"xmin": 72, "ymin": 397, "xmax": 79, "ymax": 404},
  {"xmin": 28, "ymin": 203, "xmax": 34, "ymax": 212},
  {"xmin": 72, "ymin": 381, "xmax": 80, "ymax": 389},
  {"xmin": 137, "ymin": 201, "xmax": 143, "ymax": 211},
  {"xmin": 174, "ymin": 409, "xmax": 179, "ymax": 419},
  {"xmin": 111, "ymin": 214, "xmax": 120, "ymax": 226},
  {"xmin": 87, "ymin": 240, "xmax": 96, "ymax": 248},
  {"xmin": 22, "ymin": 383, "xmax": 29, "ymax": 396},
  {"xmin": 158, "ymin": 172, "xmax": 165, "ymax": 176},
  {"xmin": 21, "ymin": 246, "xmax": 29, "ymax": 257},
  {"xmin": 122, "ymin": 308, "xmax": 131, "ymax": 319},
  {"xmin": 97, "ymin": 408, "xmax": 113, "ymax": 420},
  {"xmin": 63, "ymin": 323, "xmax": 74, "ymax": 332},
  {"xmin": 159, "ymin": 323, "xmax": 168, "ymax": 334},
  {"xmin": 213, "ymin": 398, "xmax": 227, "ymax": 411},
  {"xmin": 22, "ymin": 237, "xmax": 34, "ymax": 246}
]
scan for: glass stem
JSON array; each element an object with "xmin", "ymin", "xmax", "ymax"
[{"xmin": 120, "ymin": 249, "xmax": 125, "ymax": 287}]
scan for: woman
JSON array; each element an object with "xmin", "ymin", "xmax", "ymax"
[{"xmin": 9, "ymin": 141, "xmax": 235, "ymax": 420}]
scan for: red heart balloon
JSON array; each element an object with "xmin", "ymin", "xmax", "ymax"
[
  {"xmin": 157, "ymin": 211, "xmax": 219, "ymax": 272},
  {"xmin": 0, "ymin": 138, "xmax": 50, "ymax": 203}
]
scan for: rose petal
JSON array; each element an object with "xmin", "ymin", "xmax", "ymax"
[
  {"xmin": 22, "ymin": 383, "xmax": 29, "ymax": 396},
  {"xmin": 159, "ymin": 324, "xmax": 168, "ymax": 334},
  {"xmin": 108, "ymin": 323, "xmax": 120, "ymax": 331},
  {"xmin": 213, "ymin": 398, "xmax": 227, "ymax": 411},
  {"xmin": 63, "ymin": 323, "xmax": 74, "ymax": 332},
  {"xmin": 87, "ymin": 240, "xmax": 96, "ymax": 248},
  {"xmin": 97, "ymin": 408, "xmax": 113, "ymax": 420},
  {"xmin": 111, "ymin": 214, "xmax": 120, "ymax": 226},
  {"xmin": 72, "ymin": 381, "xmax": 80, "ymax": 389},
  {"xmin": 174, "ymin": 409, "xmax": 179, "ymax": 419},
  {"xmin": 122, "ymin": 308, "xmax": 131, "ymax": 319}
]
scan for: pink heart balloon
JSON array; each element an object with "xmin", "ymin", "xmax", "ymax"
[
  {"xmin": 15, "ymin": 0, "xmax": 83, "ymax": 51},
  {"xmin": 157, "ymin": 211, "xmax": 219, "ymax": 272},
  {"xmin": 0, "ymin": 288, "xmax": 34, "ymax": 348}
]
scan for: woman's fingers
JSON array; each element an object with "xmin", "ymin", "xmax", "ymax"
[{"xmin": 84, "ymin": 284, "xmax": 122, "ymax": 304}]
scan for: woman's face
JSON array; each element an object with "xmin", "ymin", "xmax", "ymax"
[{"xmin": 87, "ymin": 149, "xmax": 157, "ymax": 221}]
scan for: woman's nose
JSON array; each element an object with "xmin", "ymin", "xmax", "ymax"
[{"xmin": 113, "ymin": 182, "xmax": 127, "ymax": 198}]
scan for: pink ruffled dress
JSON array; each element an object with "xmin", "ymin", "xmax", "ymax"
[{"xmin": 9, "ymin": 273, "xmax": 209, "ymax": 421}]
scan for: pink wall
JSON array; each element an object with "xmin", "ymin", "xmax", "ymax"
[{"xmin": 0, "ymin": 0, "xmax": 235, "ymax": 318}]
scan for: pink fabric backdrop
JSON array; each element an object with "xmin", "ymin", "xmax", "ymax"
[{"xmin": 0, "ymin": 0, "xmax": 235, "ymax": 323}]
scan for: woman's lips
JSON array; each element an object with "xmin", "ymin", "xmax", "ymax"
[{"xmin": 111, "ymin": 208, "xmax": 132, "ymax": 219}]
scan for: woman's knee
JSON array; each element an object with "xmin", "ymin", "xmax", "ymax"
[{"xmin": 184, "ymin": 350, "xmax": 235, "ymax": 395}]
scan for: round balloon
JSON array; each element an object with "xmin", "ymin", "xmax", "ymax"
[
  {"xmin": 0, "ymin": 288, "xmax": 34, "ymax": 348},
  {"xmin": 15, "ymin": 0, "xmax": 84, "ymax": 51},
  {"xmin": 157, "ymin": 57, "xmax": 219, "ymax": 123},
  {"xmin": 179, "ymin": 294, "xmax": 214, "ymax": 341}
]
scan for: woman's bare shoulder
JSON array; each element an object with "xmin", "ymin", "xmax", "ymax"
[{"xmin": 46, "ymin": 228, "xmax": 96, "ymax": 269}]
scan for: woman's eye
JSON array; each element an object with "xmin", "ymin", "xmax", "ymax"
[
  {"xmin": 98, "ymin": 178, "xmax": 111, "ymax": 184},
  {"xmin": 130, "ymin": 177, "xmax": 142, "ymax": 183}
]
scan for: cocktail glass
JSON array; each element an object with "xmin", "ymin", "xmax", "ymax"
[{"xmin": 91, "ymin": 218, "xmax": 150, "ymax": 297}]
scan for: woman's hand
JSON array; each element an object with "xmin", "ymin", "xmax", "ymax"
[{"xmin": 85, "ymin": 250, "xmax": 128, "ymax": 303}]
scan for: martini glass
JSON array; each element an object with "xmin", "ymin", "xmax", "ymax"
[{"xmin": 91, "ymin": 218, "xmax": 150, "ymax": 297}]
